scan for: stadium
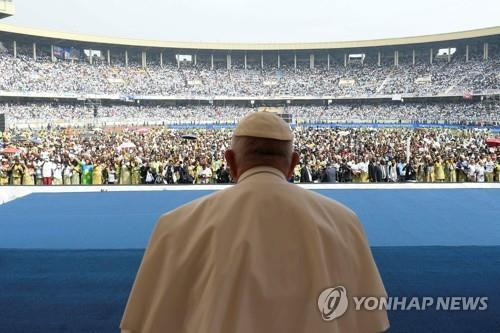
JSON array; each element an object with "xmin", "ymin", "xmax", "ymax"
[{"xmin": 0, "ymin": 1, "xmax": 499, "ymax": 332}]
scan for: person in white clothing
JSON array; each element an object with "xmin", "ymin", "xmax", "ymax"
[
  {"xmin": 475, "ymin": 161, "xmax": 485, "ymax": 183},
  {"xmin": 199, "ymin": 165, "xmax": 213, "ymax": 184},
  {"xmin": 63, "ymin": 163, "xmax": 73, "ymax": 185},
  {"xmin": 484, "ymin": 156, "xmax": 495, "ymax": 182},
  {"xmin": 387, "ymin": 160, "xmax": 398, "ymax": 182},
  {"xmin": 468, "ymin": 160, "xmax": 477, "ymax": 182},
  {"xmin": 52, "ymin": 163, "xmax": 64, "ymax": 185},
  {"xmin": 121, "ymin": 112, "xmax": 389, "ymax": 333},
  {"xmin": 41, "ymin": 158, "xmax": 55, "ymax": 185}
]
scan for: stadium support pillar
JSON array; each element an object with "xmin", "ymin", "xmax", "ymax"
[
  {"xmin": 294, "ymin": 53, "xmax": 297, "ymax": 70},
  {"xmin": 277, "ymin": 53, "xmax": 280, "ymax": 68},
  {"xmin": 160, "ymin": 52, "xmax": 163, "ymax": 68},
  {"xmin": 125, "ymin": 50, "xmax": 128, "ymax": 67},
  {"xmin": 483, "ymin": 42, "xmax": 488, "ymax": 60},
  {"xmin": 12, "ymin": 40, "xmax": 16, "ymax": 58},
  {"xmin": 51, "ymin": 45, "xmax": 55, "ymax": 63},
  {"xmin": 447, "ymin": 48, "xmax": 451, "ymax": 63},
  {"xmin": 261, "ymin": 52, "xmax": 264, "ymax": 69},
  {"xmin": 194, "ymin": 53, "xmax": 197, "ymax": 66},
  {"xmin": 412, "ymin": 49, "xmax": 415, "ymax": 65},
  {"xmin": 429, "ymin": 48, "xmax": 433, "ymax": 64},
  {"xmin": 394, "ymin": 50, "xmax": 398, "ymax": 67},
  {"xmin": 227, "ymin": 54, "xmax": 231, "ymax": 70},
  {"xmin": 327, "ymin": 54, "xmax": 330, "ymax": 70},
  {"xmin": 107, "ymin": 49, "xmax": 111, "ymax": 65},
  {"xmin": 465, "ymin": 45, "xmax": 469, "ymax": 62},
  {"xmin": 32, "ymin": 42, "xmax": 37, "ymax": 61},
  {"xmin": 211, "ymin": 54, "xmax": 214, "ymax": 70},
  {"xmin": 244, "ymin": 53, "xmax": 247, "ymax": 69},
  {"xmin": 176, "ymin": 54, "xmax": 180, "ymax": 69},
  {"xmin": 142, "ymin": 51, "xmax": 147, "ymax": 69},
  {"xmin": 377, "ymin": 51, "xmax": 381, "ymax": 66},
  {"xmin": 344, "ymin": 54, "xmax": 347, "ymax": 67},
  {"xmin": 309, "ymin": 54, "xmax": 314, "ymax": 69}
]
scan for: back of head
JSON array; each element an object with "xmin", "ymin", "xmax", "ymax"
[
  {"xmin": 231, "ymin": 136, "xmax": 293, "ymax": 172},
  {"xmin": 225, "ymin": 112, "xmax": 299, "ymax": 180}
]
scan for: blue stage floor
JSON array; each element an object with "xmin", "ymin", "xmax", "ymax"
[
  {"xmin": 1, "ymin": 189, "xmax": 500, "ymax": 332},
  {"xmin": 1, "ymin": 189, "xmax": 500, "ymax": 249}
]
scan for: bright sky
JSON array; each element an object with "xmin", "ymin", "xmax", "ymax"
[{"xmin": 3, "ymin": 0, "xmax": 500, "ymax": 43}]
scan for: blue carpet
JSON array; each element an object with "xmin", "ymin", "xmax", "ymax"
[
  {"xmin": 0, "ymin": 247, "xmax": 499, "ymax": 333},
  {"xmin": 1, "ymin": 189, "xmax": 500, "ymax": 332},
  {"xmin": 0, "ymin": 189, "xmax": 499, "ymax": 249}
]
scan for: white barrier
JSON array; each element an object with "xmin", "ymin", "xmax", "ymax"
[{"xmin": 1, "ymin": 183, "xmax": 499, "ymax": 205}]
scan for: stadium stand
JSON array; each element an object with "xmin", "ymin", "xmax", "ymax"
[
  {"xmin": 0, "ymin": 53, "xmax": 498, "ymax": 96},
  {"xmin": 0, "ymin": 24, "xmax": 499, "ymax": 185}
]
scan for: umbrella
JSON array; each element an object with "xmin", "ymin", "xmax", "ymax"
[
  {"xmin": 2, "ymin": 146, "xmax": 19, "ymax": 154},
  {"xmin": 135, "ymin": 127, "xmax": 150, "ymax": 134},
  {"xmin": 337, "ymin": 130, "xmax": 350, "ymax": 137},
  {"xmin": 119, "ymin": 141, "xmax": 136, "ymax": 150},
  {"xmin": 181, "ymin": 134, "xmax": 198, "ymax": 140},
  {"xmin": 11, "ymin": 135, "xmax": 28, "ymax": 143},
  {"xmin": 485, "ymin": 138, "xmax": 500, "ymax": 147},
  {"xmin": 31, "ymin": 137, "xmax": 42, "ymax": 145}
]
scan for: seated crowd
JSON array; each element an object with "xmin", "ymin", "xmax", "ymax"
[
  {"xmin": 2, "ymin": 102, "xmax": 499, "ymax": 126},
  {"xmin": 0, "ymin": 51, "xmax": 498, "ymax": 97}
]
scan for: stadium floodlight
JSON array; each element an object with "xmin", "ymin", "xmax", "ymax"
[{"xmin": 0, "ymin": 0, "xmax": 15, "ymax": 19}]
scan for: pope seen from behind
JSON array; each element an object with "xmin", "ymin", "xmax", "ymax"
[{"xmin": 120, "ymin": 111, "xmax": 389, "ymax": 333}]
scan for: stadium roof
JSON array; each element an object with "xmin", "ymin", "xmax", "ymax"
[
  {"xmin": 0, "ymin": 23, "xmax": 498, "ymax": 51},
  {"xmin": 0, "ymin": 0, "xmax": 15, "ymax": 19}
]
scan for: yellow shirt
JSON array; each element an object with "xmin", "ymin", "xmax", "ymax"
[
  {"xmin": 92, "ymin": 165, "xmax": 104, "ymax": 185},
  {"xmin": 0, "ymin": 166, "xmax": 9, "ymax": 185},
  {"xmin": 23, "ymin": 167, "xmax": 35, "ymax": 185},
  {"xmin": 121, "ymin": 167, "xmax": 389, "ymax": 333},
  {"xmin": 434, "ymin": 161, "xmax": 445, "ymax": 180},
  {"xmin": 11, "ymin": 164, "xmax": 22, "ymax": 176}
]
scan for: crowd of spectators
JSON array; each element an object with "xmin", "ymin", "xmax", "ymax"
[
  {"xmin": 1, "ymin": 103, "xmax": 244, "ymax": 125},
  {"xmin": 0, "ymin": 51, "xmax": 498, "ymax": 97},
  {"xmin": 381, "ymin": 57, "xmax": 500, "ymax": 95},
  {"xmin": 1, "ymin": 47, "xmax": 498, "ymax": 186},
  {"xmin": 1, "ymin": 126, "xmax": 499, "ymax": 185},
  {"xmin": 2, "ymin": 102, "xmax": 499, "ymax": 126}
]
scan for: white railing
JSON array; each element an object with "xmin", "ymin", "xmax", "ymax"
[
  {"xmin": 0, "ymin": 90, "xmax": 498, "ymax": 101},
  {"xmin": 2, "ymin": 183, "xmax": 500, "ymax": 205}
]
